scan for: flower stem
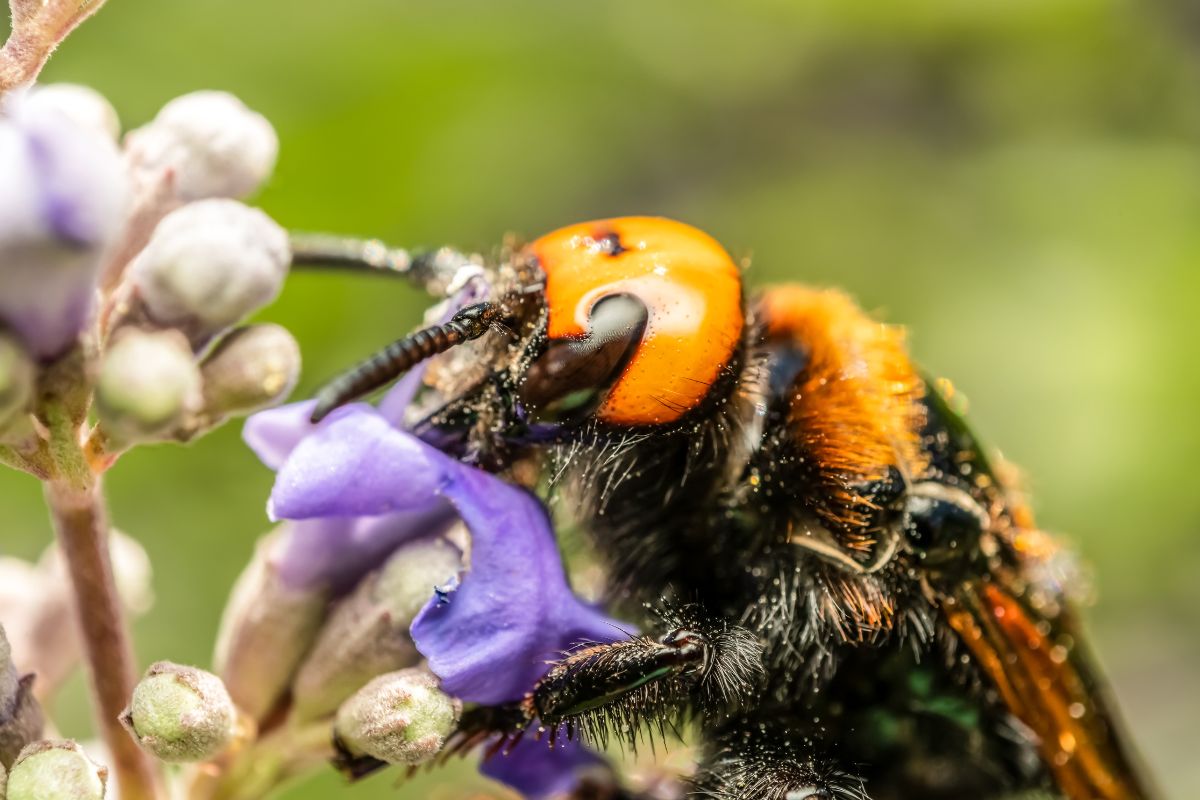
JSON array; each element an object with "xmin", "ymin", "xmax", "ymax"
[
  {"xmin": 45, "ymin": 478, "xmax": 161, "ymax": 800},
  {"xmin": 187, "ymin": 718, "xmax": 332, "ymax": 800},
  {"xmin": 0, "ymin": 0, "xmax": 111, "ymax": 93}
]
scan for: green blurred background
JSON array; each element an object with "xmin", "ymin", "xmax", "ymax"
[{"xmin": 4, "ymin": 0, "xmax": 1199, "ymax": 796}]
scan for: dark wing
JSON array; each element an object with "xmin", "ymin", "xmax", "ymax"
[
  {"xmin": 924, "ymin": 383, "xmax": 1155, "ymax": 800},
  {"xmin": 944, "ymin": 577, "xmax": 1153, "ymax": 800}
]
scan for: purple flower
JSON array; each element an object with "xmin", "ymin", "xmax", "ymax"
[
  {"xmin": 239, "ymin": 280, "xmax": 482, "ymax": 594},
  {"xmin": 481, "ymin": 735, "xmax": 610, "ymax": 800},
  {"xmin": 245, "ymin": 280, "xmax": 629, "ymax": 794},
  {"xmin": 0, "ymin": 90, "xmax": 128, "ymax": 359},
  {"xmin": 264, "ymin": 403, "xmax": 623, "ymax": 704}
]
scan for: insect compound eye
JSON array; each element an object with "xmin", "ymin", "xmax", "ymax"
[
  {"xmin": 525, "ymin": 216, "xmax": 744, "ymax": 426},
  {"xmin": 904, "ymin": 483, "xmax": 990, "ymax": 554},
  {"xmin": 518, "ymin": 293, "xmax": 648, "ymax": 425}
]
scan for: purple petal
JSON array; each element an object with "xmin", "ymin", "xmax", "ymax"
[
  {"xmin": 481, "ymin": 735, "xmax": 609, "ymax": 800},
  {"xmin": 270, "ymin": 405, "xmax": 448, "ymax": 520},
  {"xmin": 264, "ymin": 400, "xmax": 630, "ymax": 706},
  {"xmin": 243, "ymin": 400, "xmax": 318, "ymax": 470},
  {"xmin": 0, "ymin": 93, "xmax": 128, "ymax": 359},
  {"xmin": 411, "ymin": 466, "xmax": 625, "ymax": 705},
  {"xmin": 272, "ymin": 509, "xmax": 458, "ymax": 594}
]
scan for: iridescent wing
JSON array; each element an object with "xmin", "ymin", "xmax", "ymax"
[{"xmin": 927, "ymin": 385, "xmax": 1155, "ymax": 800}]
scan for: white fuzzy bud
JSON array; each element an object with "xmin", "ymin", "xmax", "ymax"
[
  {"xmin": 95, "ymin": 329, "xmax": 201, "ymax": 442},
  {"xmin": 24, "ymin": 85, "xmax": 119, "ymax": 142},
  {"xmin": 292, "ymin": 535, "xmax": 461, "ymax": 720},
  {"xmin": 121, "ymin": 662, "xmax": 237, "ymax": 763},
  {"xmin": 0, "ymin": 334, "xmax": 34, "ymax": 433},
  {"xmin": 129, "ymin": 199, "xmax": 290, "ymax": 343},
  {"xmin": 124, "ymin": 91, "xmax": 277, "ymax": 201},
  {"xmin": 6, "ymin": 740, "xmax": 106, "ymax": 800},
  {"xmin": 333, "ymin": 668, "xmax": 460, "ymax": 767},
  {"xmin": 198, "ymin": 324, "xmax": 300, "ymax": 420}
]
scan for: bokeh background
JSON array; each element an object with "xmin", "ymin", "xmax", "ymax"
[{"xmin": 4, "ymin": 0, "xmax": 1199, "ymax": 797}]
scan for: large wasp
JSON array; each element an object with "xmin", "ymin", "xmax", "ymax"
[{"xmin": 297, "ymin": 217, "xmax": 1154, "ymax": 799}]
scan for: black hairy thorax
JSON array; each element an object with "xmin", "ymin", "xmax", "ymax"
[{"xmin": 544, "ymin": 317, "xmax": 1053, "ymax": 797}]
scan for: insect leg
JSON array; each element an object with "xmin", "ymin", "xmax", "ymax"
[
  {"xmin": 528, "ymin": 618, "xmax": 762, "ymax": 749},
  {"xmin": 436, "ymin": 629, "xmax": 719, "ymax": 762}
]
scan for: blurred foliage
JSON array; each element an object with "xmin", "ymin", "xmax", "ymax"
[{"xmin": 3, "ymin": 0, "xmax": 1199, "ymax": 796}]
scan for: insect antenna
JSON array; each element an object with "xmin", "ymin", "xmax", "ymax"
[
  {"xmin": 310, "ymin": 301, "xmax": 503, "ymax": 423},
  {"xmin": 289, "ymin": 232, "xmax": 472, "ymax": 290}
]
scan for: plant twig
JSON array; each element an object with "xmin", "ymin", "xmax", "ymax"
[
  {"xmin": 0, "ymin": 0, "xmax": 111, "ymax": 94},
  {"xmin": 45, "ymin": 478, "xmax": 160, "ymax": 800}
]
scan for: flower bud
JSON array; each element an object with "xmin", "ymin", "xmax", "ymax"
[
  {"xmin": 6, "ymin": 740, "xmax": 106, "ymax": 800},
  {"xmin": 124, "ymin": 91, "xmax": 277, "ymax": 201},
  {"xmin": 195, "ymin": 324, "xmax": 300, "ymax": 424},
  {"xmin": 292, "ymin": 535, "xmax": 461, "ymax": 720},
  {"xmin": 333, "ymin": 668, "xmax": 460, "ymax": 767},
  {"xmin": 0, "ymin": 92, "xmax": 128, "ymax": 359},
  {"xmin": 0, "ymin": 625, "xmax": 43, "ymax": 770},
  {"xmin": 128, "ymin": 199, "xmax": 290, "ymax": 343},
  {"xmin": 213, "ymin": 527, "xmax": 328, "ymax": 721},
  {"xmin": 0, "ymin": 334, "xmax": 34, "ymax": 433},
  {"xmin": 94, "ymin": 329, "xmax": 201, "ymax": 443},
  {"xmin": 24, "ymin": 84, "xmax": 120, "ymax": 142},
  {"xmin": 121, "ymin": 662, "xmax": 236, "ymax": 763}
]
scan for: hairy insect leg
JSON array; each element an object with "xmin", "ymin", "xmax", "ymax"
[
  {"xmin": 529, "ymin": 617, "xmax": 762, "ymax": 749},
  {"xmin": 534, "ymin": 629, "xmax": 705, "ymax": 719},
  {"xmin": 437, "ymin": 629, "xmax": 710, "ymax": 759}
]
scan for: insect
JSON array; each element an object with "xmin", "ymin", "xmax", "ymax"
[{"xmin": 295, "ymin": 217, "xmax": 1155, "ymax": 800}]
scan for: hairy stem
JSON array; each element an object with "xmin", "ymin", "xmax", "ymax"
[
  {"xmin": 45, "ymin": 479, "xmax": 161, "ymax": 800},
  {"xmin": 0, "ymin": 0, "xmax": 111, "ymax": 93}
]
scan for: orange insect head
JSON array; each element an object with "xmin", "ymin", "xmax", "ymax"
[{"xmin": 527, "ymin": 217, "xmax": 744, "ymax": 426}]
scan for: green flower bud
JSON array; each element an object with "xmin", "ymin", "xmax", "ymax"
[
  {"xmin": 0, "ymin": 334, "xmax": 34, "ymax": 434},
  {"xmin": 94, "ymin": 329, "xmax": 201, "ymax": 443},
  {"xmin": 292, "ymin": 535, "xmax": 461, "ymax": 721},
  {"xmin": 121, "ymin": 662, "xmax": 236, "ymax": 763},
  {"xmin": 333, "ymin": 668, "xmax": 460, "ymax": 767},
  {"xmin": 213, "ymin": 528, "xmax": 327, "ymax": 721},
  {"xmin": 182, "ymin": 324, "xmax": 299, "ymax": 437},
  {"xmin": 6, "ymin": 740, "xmax": 106, "ymax": 800}
]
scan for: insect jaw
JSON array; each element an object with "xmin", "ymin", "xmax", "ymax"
[
  {"xmin": 785, "ymin": 514, "xmax": 899, "ymax": 576},
  {"xmin": 904, "ymin": 481, "xmax": 991, "ymax": 533}
]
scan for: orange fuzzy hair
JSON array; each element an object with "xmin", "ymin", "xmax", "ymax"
[{"xmin": 759, "ymin": 286, "xmax": 929, "ymax": 538}]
